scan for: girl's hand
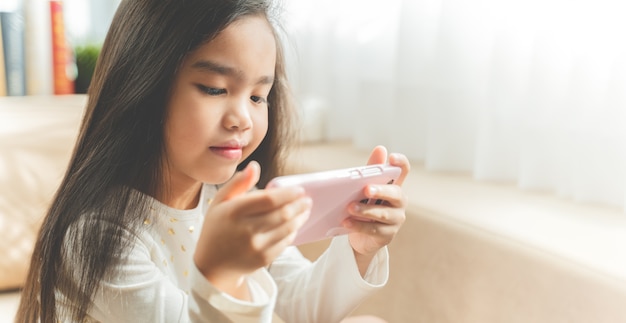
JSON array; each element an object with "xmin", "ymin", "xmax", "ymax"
[
  {"xmin": 343, "ymin": 146, "xmax": 410, "ymax": 276},
  {"xmin": 193, "ymin": 161, "xmax": 311, "ymax": 299}
]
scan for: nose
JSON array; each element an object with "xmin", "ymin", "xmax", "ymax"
[{"xmin": 223, "ymin": 98, "xmax": 253, "ymax": 131}]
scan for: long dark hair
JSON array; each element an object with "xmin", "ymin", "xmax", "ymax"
[{"xmin": 16, "ymin": 0, "xmax": 295, "ymax": 322}]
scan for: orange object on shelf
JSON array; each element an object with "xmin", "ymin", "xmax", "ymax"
[{"xmin": 50, "ymin": 0, "xmax": 74, "ymax": 95}]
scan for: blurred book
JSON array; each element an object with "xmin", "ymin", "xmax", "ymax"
[
  {"xmin": 50, "ymin": 0, "xmax": 74, "ymax": 95},
  {"xmin": 1, "ymin": 10, "xmax": 27, "ymax": 96},
  {"xmin": 0, "ymin": 15, "xmax": 7, "ymax": 96},
  {"xmin": 24, "ymin": 0, "xmax": 53, "ymax": 95}
]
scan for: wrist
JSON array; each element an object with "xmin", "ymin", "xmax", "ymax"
[
  {"xmin": 206, "ymin": 270, "xmax": 251, "ymax": 301},
  {"xmin": 352, "ymin": 248, "xmax": 376, "ymax": 277},
  {"xmin": 348, "ymin": 238, "xmax": 379, "ymax": 277},
  {"xmin": 194, "ymin": 255, "xmax": 251, "ymax": 300}
]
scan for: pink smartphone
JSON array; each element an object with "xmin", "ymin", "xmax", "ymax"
[{"xmin": 266, "ymin": 164, "xmax": 402, "ymax": 245}]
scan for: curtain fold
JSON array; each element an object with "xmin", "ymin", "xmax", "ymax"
[{"xmin": 284, "ymin": 0, "xmax": 626, "ymax": 210}]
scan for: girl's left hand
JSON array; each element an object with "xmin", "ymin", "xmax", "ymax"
[{"xmin": 343, "ymin": 146, "xmax": 410, "ymax": 268}]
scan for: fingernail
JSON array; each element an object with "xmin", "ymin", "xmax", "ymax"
[
  {"xmin": 301, "ymin": 209, "xmax": 311, "ymax": 221},
  {"xmin": 303, "ymin": 197, "xmax": 313, "ymax": 207},
  {"xmin": 350, "ymin": 203, "xmax": 361, "ymax": 213},
  {"xmin": 368, "ymin": 186, "xmax": 378, "ymax": 196},
  {"xmin": 293, "ymin": 186, "xmax": 306, "ymax": 195}
]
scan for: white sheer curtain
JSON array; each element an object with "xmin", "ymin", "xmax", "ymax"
[{"xmin": 282, "ymin": 0, "xmax": 626, "ymax": 210}]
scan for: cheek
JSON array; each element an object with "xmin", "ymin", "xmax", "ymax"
[
  {"xmin": 164, "ymin": 105, "xmax": 211, "ymax": 158},
  {"xmin": 166, "ymin": 109, "xmax": 198, "ymax": 144},
  {"xmin": 252, "ymin": 109, "xmax": 269, "ymax": 140},
  {"xmin": 243, "ymin": 109, "xmax": 269, "ymax": 158}
]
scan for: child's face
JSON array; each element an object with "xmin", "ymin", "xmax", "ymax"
[{"xmin": 164, "ymin": 15, "xmax": 276, "ymax": 186}]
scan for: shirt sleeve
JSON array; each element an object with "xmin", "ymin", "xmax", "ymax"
[
  {"xmin": 80, "ymin": 229, "xmax": 277, "ymax": 323},
  {"xmin": 268, "ymin": 235, "xmax": 389, "ymax": 323}
]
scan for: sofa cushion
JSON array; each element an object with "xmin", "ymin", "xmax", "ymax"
[{"xmin": 0, "ymin": 96, "xmax": 85, "ymax": 290}]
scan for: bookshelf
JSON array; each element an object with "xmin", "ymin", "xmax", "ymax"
[{"xmin": 0, "ymin": 0, "xmax": 118, "ymax": 97}]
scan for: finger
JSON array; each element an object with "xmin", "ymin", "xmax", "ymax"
[
  {"xmin": 229, "ymin": 186, "xmax": 306, "ymax": 219},
  {"xmin": 252, "ymin": 208, "xmax": 310, "ymax": 250},
  {"xmin": 388, "ymin": 153, "xmax": 411, "ymax": 186},
  {"xmin": 366, "ymin": 145, "xmax": 387, "ymax": 165},
  {"xmin": 251, "ymin": 196, "xmax": 312, "ymax": 232},
  {"xmin": 363, "ymin": 184, "xmax": 407, "ymax": 209},
  {"xmin": 269, "ymin": 208, "xmax": 310, "ymax": 245},
  {"xmin": 250, "ymin": 226, "xmax": 301, "ymax": 267},
  {"xmin": 348, "ymin": 202, "xmax": 405, "ymax": 225},
  {"xmin": 343, "ymin": 218, "xmax": 399, "ymax": 238},
  {"xmin": 214, "ymin": 161, "xmax": 261, "ymax": 203}
]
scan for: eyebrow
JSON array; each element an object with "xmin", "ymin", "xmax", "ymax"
[{"xmin": 191, "ymin": 60, "xmax": 274, "ymax": 85}]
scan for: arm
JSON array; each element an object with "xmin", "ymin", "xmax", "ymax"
[
  {"xmin": 64, "ymin": 228, "xmax": 277, "ymax": 323},
  {"xmin": 267, "ymin": 147, "xmax": 408, "ymax": 322},
  {"xmin": 193, "ymin": 162, "xmax": 311, "ymax": 303},
  {"xmin": 346, "ymin": 147, "xmax": 411, "ymax": 276},
  {"xmin": 268, "ymin": 236, "xmax": 388, "ymax": 323}
]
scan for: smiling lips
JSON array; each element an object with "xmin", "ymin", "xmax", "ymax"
[{"xmin": 210, "ymin": 141, "xmax": 245, "ymax": 160}]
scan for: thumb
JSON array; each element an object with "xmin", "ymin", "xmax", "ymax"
[
  {"xmin": 214, "ymin": 161, "xmax": 261, "ymax": 203},
  {"xmin": 367, "ymin": 145, "xmax": 388, "ymax": 165}
]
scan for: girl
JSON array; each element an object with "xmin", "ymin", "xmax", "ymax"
[{"xmin": 16, "ymin": 0, "xmax": 410, "ymax": 322}]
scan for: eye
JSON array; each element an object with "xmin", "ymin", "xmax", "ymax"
[
  {"xmin": 196, "ymin": 84, "xmax": 226, "ymax": 96},
  {"xmin": 251, "ymin": 95, "xmax": 267, "ymax": 105}
]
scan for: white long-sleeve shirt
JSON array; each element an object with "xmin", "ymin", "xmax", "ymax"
[{"xmin": 59, "ymin": 184, "xmax": 389, "ymax": 322}]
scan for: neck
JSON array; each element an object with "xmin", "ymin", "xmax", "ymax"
[{"xmin": 159, "ymin": 181, "xmax": 203, "ymax": 210}]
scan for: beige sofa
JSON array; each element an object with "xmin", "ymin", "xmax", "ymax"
[
  {"xmin": 2, "ymin": 95, "xmax": 626, "ymax": 322},
  {"xmin": 0, "ymin": 95, "xmax": 86, "ymax": 291},
  {"xmin": 290, "ymin": 144, "xmax": 626, "ymax": 323},
  {"xmin": 0, "ymin": 95, "xmax": 86, "ymax": 320}
]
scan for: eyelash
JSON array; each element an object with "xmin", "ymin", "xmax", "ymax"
[
  {"xmin": 197, "ymin": 85, "xmax": 226, "ymax": 96},
  {"xmin": 196, "ymin": 84, "xmax": 268, "ymax": 105},
  {"xmin": 251, "ymin": 96, "xmax": 267, "ymax": 104}
]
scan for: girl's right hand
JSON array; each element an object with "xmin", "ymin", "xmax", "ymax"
[{"xmin": 193, "ymin": 161, "xmax": 311, "ymax": 299}]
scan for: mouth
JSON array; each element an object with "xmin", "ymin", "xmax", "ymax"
[{"xmin": 209, "ymin": 141, "xmax": 246, "ymax": 160}]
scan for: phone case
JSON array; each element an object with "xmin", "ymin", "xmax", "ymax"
[{"xmin": 266, "ymin": 164, "xmax": 401, "ymax": 245}]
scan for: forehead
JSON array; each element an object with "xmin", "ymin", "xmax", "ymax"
[
  {"xmin": 211, "ymin": 15, "xmax": 276, "ymax": 48},
  {"xmin": 184, "ymin": 15, "xmax": 277, "ymax": 76}
]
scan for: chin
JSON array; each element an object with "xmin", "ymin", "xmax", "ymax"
[{"xmin": 203, "ymin": 166, "xmax": 239, "ymax": 185}]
